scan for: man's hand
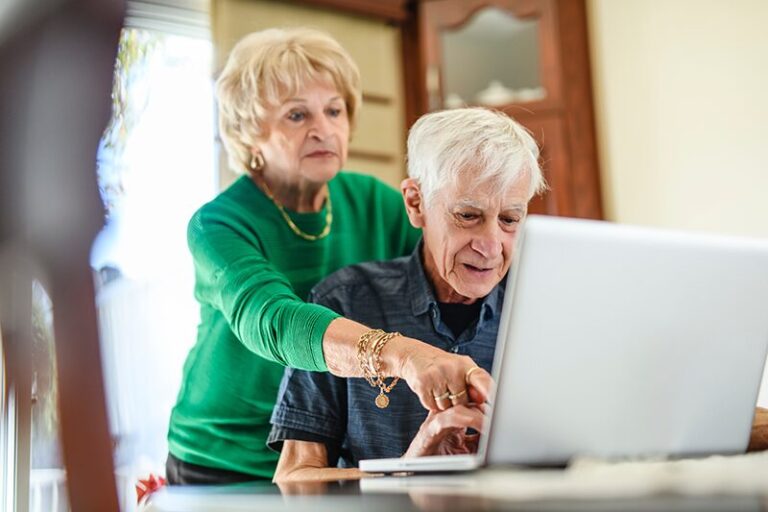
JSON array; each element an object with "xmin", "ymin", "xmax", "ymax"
[{"xmin": 403, "ymin": 404, "xmax": 486, "ymax": 458}]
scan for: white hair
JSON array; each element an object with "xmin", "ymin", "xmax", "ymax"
[{"xmin": 406, "ymin": 108, "xmax": 547, "ymax": 205}]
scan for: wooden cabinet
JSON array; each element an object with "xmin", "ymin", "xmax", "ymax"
[
  {"xmin": 405, "ymin": 0, "xmax": 603, "ymax": 219},
  {"xmin": 257, "ymin": 0, "xmax": 602, "ymax": 218}
]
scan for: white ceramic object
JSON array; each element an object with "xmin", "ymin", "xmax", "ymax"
[{"xmin": 475, "ymin": 80, "xmax": 516, "ymax": 106}]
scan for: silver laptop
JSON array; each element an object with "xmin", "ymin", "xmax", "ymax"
[{"xmin": 360, "ymin": 215, "xmax": 768, "ymax": 474}]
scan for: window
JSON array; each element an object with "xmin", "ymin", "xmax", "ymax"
[
  {"xmin": 1, "ymin": 322, "xmax": 14, "ymax": 512},
  {"xmin": 29, "ymin": 282, "xmax": 66, "ymax": 512},
  {"xmin": 90, "ymin": 22, "xmax": 216, "ymax": 509}
]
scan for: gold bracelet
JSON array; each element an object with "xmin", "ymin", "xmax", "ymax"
[
  {"xmin": 356, "ymin": 328, "xmax": 401, "ymax": 409},
  {"xmin": 370, "ymin": 331, "xmax": 398, "ymax": 382},
  {"xmin": 357, "ymin": 329, "xmax": 379, "ymax": 380},
  {"xmin": 358, "ymin": 329, "xmax": 385, "ymax": 387},
  {"xmin": 371, "ymin": 331, "xmax": 400, "ymax": 408}
]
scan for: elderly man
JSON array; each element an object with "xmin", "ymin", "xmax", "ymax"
[{"xmin": 268, "ymin": 107, "xmax": 546, "ymax": 481}]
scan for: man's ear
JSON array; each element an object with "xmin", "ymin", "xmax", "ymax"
[{"xmin": 401, "ymin": 178, "xmax": 426, "ymax": 228}]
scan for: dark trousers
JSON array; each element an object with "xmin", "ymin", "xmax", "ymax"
[{"xmin": 165, "ymin": 452, "xmax": 266, "ymax": 485}]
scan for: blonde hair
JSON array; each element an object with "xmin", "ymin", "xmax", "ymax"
[
  {"xmin": 216, "ymin": 28, "xmax": 362, "ymax": 174},
  {"xmin": 407, "ymin": 108, "xmax": 547, "ymax": 205}
]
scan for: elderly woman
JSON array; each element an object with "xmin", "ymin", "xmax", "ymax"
[{"xmin": 166, "ymin": 28, "xmax": 491, "ymax": 484}]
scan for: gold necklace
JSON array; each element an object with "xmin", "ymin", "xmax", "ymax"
[{"xmin": 258, "ymin": 178, "xmax": 333, "ymax": 242}]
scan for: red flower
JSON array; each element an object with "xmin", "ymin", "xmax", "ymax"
[{"xmin": 136, "ymin": 473, "xmax": 167, "ymax": 504}]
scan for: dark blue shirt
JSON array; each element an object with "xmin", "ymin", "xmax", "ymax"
[{"xmin": 268, "ymin": 245, "xmax": 503, "ymax": 467}]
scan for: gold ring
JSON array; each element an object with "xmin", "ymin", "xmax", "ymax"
[
  {"xmin": 465, "ymin": 366, "xmax": 482, "ymax": 385},
  {"xmin": 448, "ymin": 389, "xmax": 467, "ymax": 400},
  {"xmin": 433, "ymin": 391, "xmax": 451, "ymax": 401}
]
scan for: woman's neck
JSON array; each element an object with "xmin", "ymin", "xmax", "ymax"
[{"xmin": 255, "ymin": 173, "xmax": 328, "ymax": 212}]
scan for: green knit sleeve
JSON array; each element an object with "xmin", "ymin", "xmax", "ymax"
[{"xmin": 188, "ymin": 211, "xmax": 337, "ymax": 371}]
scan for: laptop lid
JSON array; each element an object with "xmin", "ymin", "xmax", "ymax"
[{"xmin": 482, "ymin": 215, "xmax": 768, "ymax": 466}]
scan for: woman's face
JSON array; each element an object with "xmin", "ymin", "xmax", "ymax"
[{"xmin": 255, "ymin": 80, "xmax": 349, "ymax": 186}]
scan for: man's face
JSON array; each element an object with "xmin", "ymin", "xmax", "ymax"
[{"xmin": 407, "ymin": 172, "xmax": 531, "ymax": 304}]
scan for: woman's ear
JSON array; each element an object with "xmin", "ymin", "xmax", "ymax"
[{"xmin": 401, "ymin": 178, "xmax": 426, "ymax": 228}]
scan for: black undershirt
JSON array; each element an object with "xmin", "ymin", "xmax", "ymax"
[{"xmin": 437, "ymin": 301, "xmax": 482, "ymax": 338}]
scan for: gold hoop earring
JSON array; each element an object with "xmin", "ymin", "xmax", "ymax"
[{"xmin": 249, "ymin": 152, "xmax": 265, "ymax": 172}]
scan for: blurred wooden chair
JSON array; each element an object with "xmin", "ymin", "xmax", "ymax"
[{"xmin": 0, "ymin": 1, "xmax": 124, "ymax": 510}]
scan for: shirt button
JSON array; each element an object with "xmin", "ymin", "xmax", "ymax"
[{"xmin": 451, "ymin": 346, "xmax": 459, "ymax": 353}]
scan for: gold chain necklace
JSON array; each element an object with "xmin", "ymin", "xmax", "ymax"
[{"xmin": 258, "ymin": 178, "xmax": 333, "ymax": 242}]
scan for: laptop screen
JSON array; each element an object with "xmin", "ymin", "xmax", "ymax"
[{"xmin": 483, "ymin": 215, "xmax": 768, "ymax": 465}]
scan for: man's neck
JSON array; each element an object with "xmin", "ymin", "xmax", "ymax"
[{"xmin": 420, "ymin": 245, "xmax": 477, "ymax": 304}]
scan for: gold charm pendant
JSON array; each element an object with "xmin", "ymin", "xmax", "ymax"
[{"xmin": 375, "ymin": 392, "xmax": 389, "ymax": 409}]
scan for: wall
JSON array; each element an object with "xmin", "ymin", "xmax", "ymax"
[
  {"xmin": 588, "ymin": 0, "xmax": 768, "ymax": 406},
  {"xmin": 211, "ymin": 0, "xmax": 406, "ymax": 190},
  {"xmin": 588, "ymin": 0, "xmax": 768, "ymax": 238}
]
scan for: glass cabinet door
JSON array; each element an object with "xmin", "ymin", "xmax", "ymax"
[
  {"xmin": 441, "ymin": 7, "xmax": 544, "ymax": 109},
  {"xmin": 420, "ymin": 0, "xmax": 560, "ymax": 112},
  {"xmin": 411, "ymin": 0, "xmax": 602, "ymax": 220}
]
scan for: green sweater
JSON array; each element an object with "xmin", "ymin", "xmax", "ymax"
[{"xmin": 168, "ymin": 172, "xmax": 420, "ymax": 479}]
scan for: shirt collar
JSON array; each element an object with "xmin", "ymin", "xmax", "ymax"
[
  {"xmin": 406, "ymin": 240, "xmax": 506, "ymax": 321},
  {"xmin": 407, "ymin": 241, "xmax": 436, "ymax": 316},
  {"xmin": 481, "ymin": 275, "xmax": 505, "ymax": 323}
]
